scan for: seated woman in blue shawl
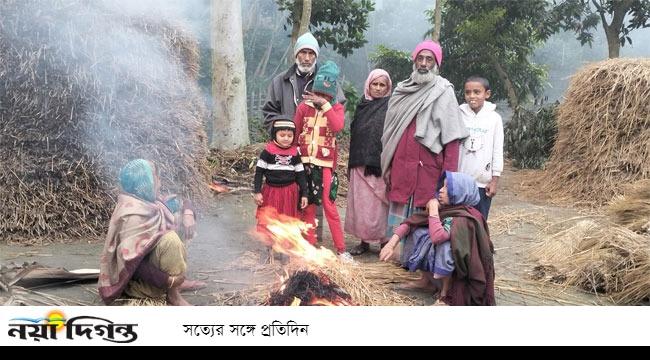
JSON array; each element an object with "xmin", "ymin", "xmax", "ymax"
[
  {"xmin": 98, "ymin": 159, "xmax": 194, "ymax": 305},
  {"xmin": 380, "ymin": 171, "xmax": 495, "ymax": 306}
]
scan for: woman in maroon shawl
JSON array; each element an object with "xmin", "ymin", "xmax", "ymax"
[{"xmin": 380, "ymin": 171, "xmax": 495, "ymax": 305}]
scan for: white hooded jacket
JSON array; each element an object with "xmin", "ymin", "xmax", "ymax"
[{"xmin": 458, "ymin": 101, "xmax": 504, "ymax": 188}]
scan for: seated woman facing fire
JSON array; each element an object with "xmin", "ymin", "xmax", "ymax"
[
  {"xmin": 380, "ymin": 171, "xmax": 496, "ymax": 306},
  {"xmin": 98, "ymin": 159, "xmax": 195, "ymax": 306}
]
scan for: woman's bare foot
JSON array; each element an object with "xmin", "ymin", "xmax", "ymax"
[
  {"xmin": 179, "ymin": 279, "xmax": 207, "ymax": 292},
  {"xmin": 432, "ymin": 299, "xmax": 448, "ymax": 306},
  {"xmin": 167, "ymin": 288, "xmax": 192, "ymax": 306},
  {"xmin": 396, "ymin": 276, "xmax": 436, "ymax": 291}
]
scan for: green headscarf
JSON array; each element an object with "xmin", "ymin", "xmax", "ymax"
[{"xmin": 119, "ymin": 159, "xmax": 156, "ymax": 202}]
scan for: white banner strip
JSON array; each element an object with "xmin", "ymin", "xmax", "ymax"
[{"xmin": 2, "ymin": 306, "xmax": 649, "ymax": 346}]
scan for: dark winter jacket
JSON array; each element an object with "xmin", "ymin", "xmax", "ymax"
[{"xmin": 262, "ymin": 64, "xmax": 345, "ymax": 132}]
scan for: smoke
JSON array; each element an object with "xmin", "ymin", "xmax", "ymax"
[{"xmin": 1, "ymin": 0, "xmax": 210, "ymax": 219}]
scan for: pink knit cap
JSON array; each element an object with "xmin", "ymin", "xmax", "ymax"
[
  {"xmin": 411, "ymin": 40, "xmax": 443, "ymax": 67},
  {"xmin": 363, "ymin": 69, "xmax": 392, "ymax": 101}
]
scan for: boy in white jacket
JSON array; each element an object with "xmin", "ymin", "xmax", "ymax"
[{"xmin": 458, "ymin": 76, "xmax": 503, "ymax": 220}]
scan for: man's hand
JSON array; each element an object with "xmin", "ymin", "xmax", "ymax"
[
  {"xmin": 253, "ymin": 193, "xmax": 264, "ymax": 206},
  {"xmin": 300, "ymin": 197, "xmax": 308, "ymax": 209},
  {"xmin": 486, "ymin": 177, "xmax": 499, "ymax": 198}
]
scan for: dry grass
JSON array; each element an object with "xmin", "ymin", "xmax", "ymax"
[
  {"xmin": 489, "ymin": 208, "xmax": 551, "ymax": 236},
  {"xmin": 318, "ymin": 261, "xmax": 418, "ymax": 306},
  {"xmin": 120, "ymin": 298, "xmax": 167, "ymax": 306},
  {"xmin": 0, "ymin": 0, "xmax": 210, "ymax": 243},
  {"xmin": 495, "ymin": 277, "xmax": 608, "ymax": 306},
  {"xmin": 608, "ymin": 179, "xmax": 650, "ymax": 234},
  {"xmin": 541, "ymin": 58, "xmax": 650, "ymax": 206},
  {"xmin": 529, "ymin": 219, "xmax": 650, "ymax": 304}
]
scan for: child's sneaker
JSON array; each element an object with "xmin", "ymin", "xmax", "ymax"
[{"xmin": 338, "ymin": 251, "xmax": 354, "ymax": 263}]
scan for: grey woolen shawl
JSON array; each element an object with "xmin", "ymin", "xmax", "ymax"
[{"xmin": 380, "ymin": 75, "xmax": 468, "ymax": 174}]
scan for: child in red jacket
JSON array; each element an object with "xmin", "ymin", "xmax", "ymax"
[{"xmin": 294, "ymin": 61, "xmax": 351, "ymax": 262}]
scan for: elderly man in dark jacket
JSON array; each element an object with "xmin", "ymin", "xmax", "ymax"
[{"xmin": 262, "ymin": 32, "xmax": 345, "ymax": 131}]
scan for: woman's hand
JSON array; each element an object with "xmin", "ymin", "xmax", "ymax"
[
  {"xmin": 383, "ymin": 168, "xmax": 391, "ymax": 189},
  {"xmin": 182, "ymin": 211, "xmax": 196, "ymax": 241},
  {"xmin": 379, "ymin": 235, "xmax": 400, "ymax": 262},
  {"xmin": 300, "ymin": 197, "xmax": 308, "ymax": 209},
  {"xmin": 426, "ymin": 198, "xmax": 440, "ymax": 216},
  {"xmin": 167, "ymin": 274, "xmax": 186, "ymax": 289},
  {"xmin": 253, "ymin": 193, "xmax": 264, "ymax": 206}
]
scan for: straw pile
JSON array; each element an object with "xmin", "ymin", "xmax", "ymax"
[
  {"xmin": 530, "ymin": 220, "xmax": 650, "ymax": 304},
  {"xmin": 541, "ymin": 59, "xmax": 650, "ymax": 205},
  {"xmin": 608, "ymin": 179, "xmax": 650, "ymax": 234},
  {"xmin": 0, "ymin": 0, "xmax": 209, "ymax": 243}
]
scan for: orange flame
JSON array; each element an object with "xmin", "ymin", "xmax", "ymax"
[
  {"xmin": 309, "ymin": 298, "xmax": 352, "ymax": 306},
  {"xmin": 255, "ymin": 207, "xmax": 337, "ymax": 266}
]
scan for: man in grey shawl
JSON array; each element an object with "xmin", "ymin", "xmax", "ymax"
[{"xmin": 380, "ymin": 40, "xmax": 468, "ymax": 289}]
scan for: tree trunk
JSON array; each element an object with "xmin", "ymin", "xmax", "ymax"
[
  {"xmin": 593, "ymin": 0, "xmax": 633, "ymax": 58},
  {"xmin": 298, "ymin": 0, "xmax": 312, "ymax": 36},
  {"xmin": 432, "ymin": 0, "xmax": 443, "ymax": 42},
  {"xmin": 211, "ymin": 0, "xmax": 249, "ymax": 149},
  {"xmin": 605, "ymin": 28, "xmax": 621, "ymax": 58},
  {"xmin": 287, "ymin": 0, "xmax": 312, "ymax": 64},
  {"xmin": 489, "ymin": 54, "xmax": 519, "ymax": 111}
]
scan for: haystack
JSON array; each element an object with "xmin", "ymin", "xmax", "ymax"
[
  {"xmin": 530, "ymin": 220, "xmax": 650, "ymax": 304},
  {"xmin": 0, "ymin": 0, "xmax": 210, "ymax": 243},
  {"xmin": 608, "ymin": 179, "xmax": 650, "ymax": 234},
  {"xmin": 542, "ymin": 59, "xmax": 650, "ymax": 205}
]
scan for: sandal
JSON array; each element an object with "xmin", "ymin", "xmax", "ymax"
[{"xmin": 349, "ymin": 242, "xmax": 370, "ymax": 256}]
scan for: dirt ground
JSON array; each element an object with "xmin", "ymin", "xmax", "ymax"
[{"xmin": 0, "ymin": 165, "xmax": 612, "ymax": 306}]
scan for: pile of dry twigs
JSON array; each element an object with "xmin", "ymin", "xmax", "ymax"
[{"xmin": 0, "ymin": 0, "xmax": 210, "ymax": 243}]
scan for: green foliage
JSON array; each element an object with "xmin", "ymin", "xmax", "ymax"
[
  {"xmin": 505, "ymin": 104, "xmax": 558, "ymax": 169},
  {"xmin": 549, "ymin": 0, "xmax": 650, "ymax": 48},
  {"xmin": 276, "ymin": 0, "xmax": 375, "ymax": 57},
  {"xmin": 342, "ymin": 81, "xmax": 360, "ymax": 128},
  {"xmin": 426, "ymin": 0, "xmax": 556, "ymax": 107},
  {"xmin": 248, "ymin": 116, "xmax": 270, "ymax": 144},
  {"xmin": 369, "ymin": 45, "xmax": 412, "ymax": 84}
]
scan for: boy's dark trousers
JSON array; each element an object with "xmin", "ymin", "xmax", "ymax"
[{"xmin": 476, "ymin": 187, "xmax": 492, "ymax": 221}]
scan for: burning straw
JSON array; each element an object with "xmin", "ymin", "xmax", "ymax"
[
  {"xmin": 256, "ymin": 207, "xmax": 416, "ymax": 306},
  {"xmin": 0, "ymin": 0, "xmax": 210, "ymax": 243},
  {"xmin": 541, "ymin": 58, "xmax": 650, "ymax": 206},
  {"xmin": 529, "ymin": 219, "xmax": 650, "ymax": 304}
]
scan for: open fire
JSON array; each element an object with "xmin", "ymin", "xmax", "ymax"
[
  {"xmin": 255, "ymin": 207, "xmax": 338, "ymax": 267},
  {"xmin": 255, "ymin": 207, "xmax": 352, "ymax": 306}
]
